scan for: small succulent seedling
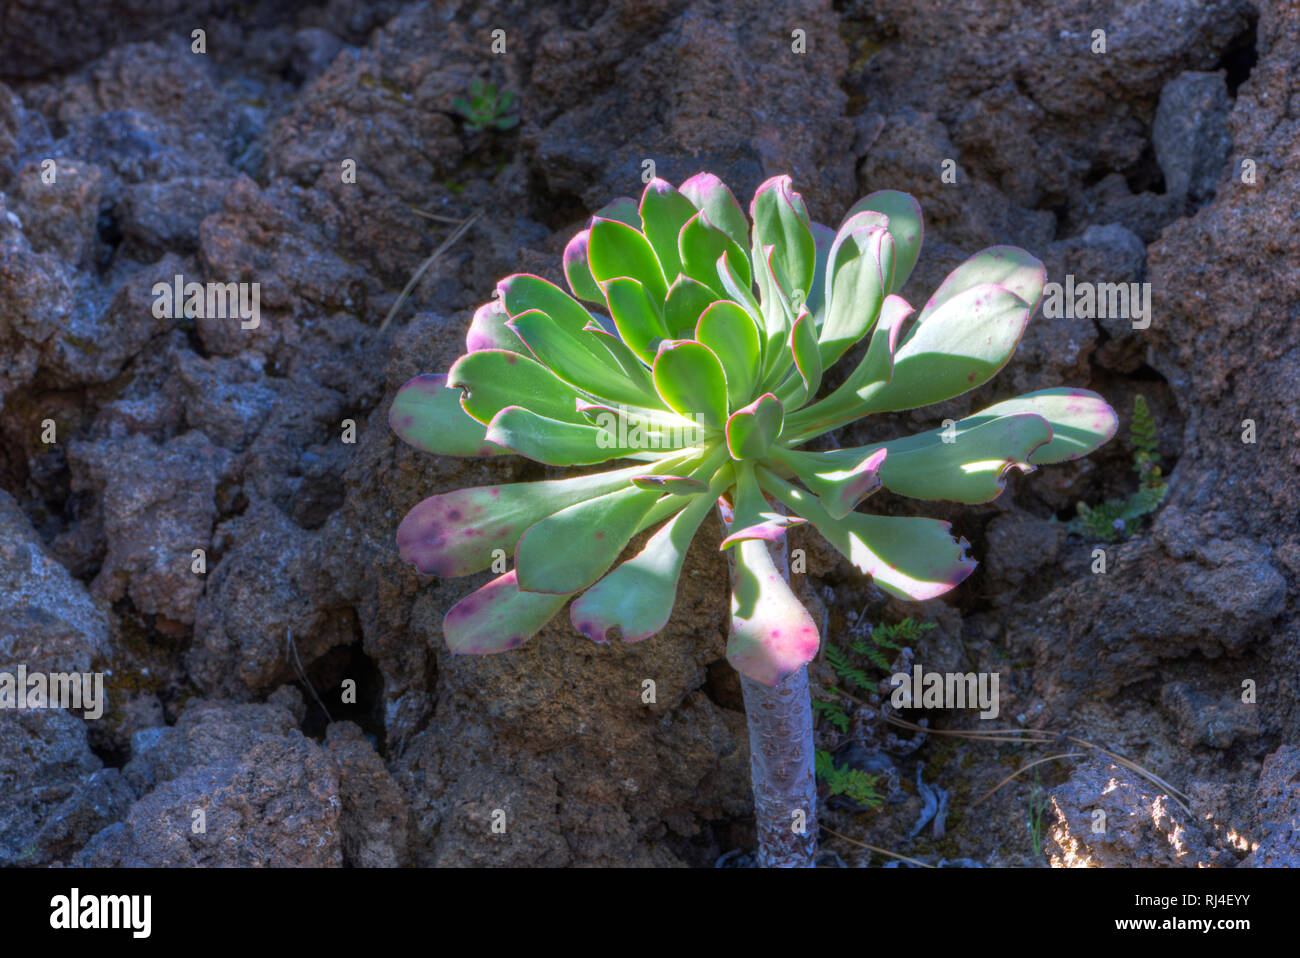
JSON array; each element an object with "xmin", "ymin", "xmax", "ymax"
[
  {"xmin": 452, "ymin": 78, "xmax": 518, "ymax": 132},
  {"xmin": 390, "ymin": 173, "xmax": 1116, "ymax": 866}
]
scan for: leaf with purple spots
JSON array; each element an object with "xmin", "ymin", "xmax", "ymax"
[
  {"xmin": 569, "ymin": 487, "xmax": 716, "ymax": 643},
  {"xmin": 913, "ymin": 245, "xmax": 1045, "ymax": 333},
  {"xmin": 443, "ymin": 570, "xmax": 571, "ymax": 654},
  {"xmin": 956, "ymin": 388, "xmax": 1119, "ymax": 464},
  {"xmin": 796, "ymin": 414, "xmax": 1052, "ymax": 505},
  {"xmin": 389, "ymin": 373, "xmax": 505, "ymax": 458},
  {"xmin": 447, "ymin": 348, "xmax": 590, "ymax": 426},
  {"xmin": 514, "ymin": 484, "xmax": 664, "ymax": 594},
  {"xmin": 860, "ymin": 284, "xmax": 1033, "ymax": 413},
  {"xmin": 396, "ymin": 462, "xmax": 649, "ymax": 578}
]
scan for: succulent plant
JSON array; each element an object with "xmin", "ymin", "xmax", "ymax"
[
  {"xmin": 452, "ymin": 78, "xmax": 518, "ymax": 133},
  {"xmin": 389, "ymin": 172, "xmax": 1116, "ymax": 866}
]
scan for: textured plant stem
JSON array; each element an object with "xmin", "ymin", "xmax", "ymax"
[
  {"xmin": 719, "ymin": 499, "xmax": 818, "ymax": 868},
  {"xmin": 739, "ymin": 666, "xmax": 818, "ymax": 867}
]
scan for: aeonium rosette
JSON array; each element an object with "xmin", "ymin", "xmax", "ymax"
[{"xmin": 389, "ymin": 173, "xmax": 1117, "ymax": 685}]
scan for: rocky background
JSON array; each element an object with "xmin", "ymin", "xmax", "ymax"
[{"xmin": 1, "ymin": 0, "xmax": 1295, "ymax": 867}]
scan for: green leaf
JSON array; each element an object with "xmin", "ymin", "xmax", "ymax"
[
  {"xmin": 465, "ymin": 298, "xmax": 525, "ymax": 353},
  {"xmin": 484, "ymin": 406, "xmax": 617, "ymax": 465},
  {"xmin": 864, "ymin": 284, "xmax": 1033, "ymax": 413},
  {"xmin": 750, "ymin": 175, "xmax": 816, "ymax": 307},
  {"xmin": 914, "ymin": 246, "xmax": 1045, "ymax": 331},
  {"xmin": 397, "ymin": 462, "xmax": 649, "ymax": 577},
  {"xmin": 663, "ymin": 275, "xmax": 719, "ymax": 338},
  {"xmin": 629, "ymin": 475, "xmax": 709, "ymax": 494},
  {"xmin": 778, "ymin": 307, "xmax": 823, "ymax": 406},
  {"xmin": 588, "ymin": 217, "xmax": 667, "ymax": 305},
  {"xmin": 563, "ymin": 229, "xmax": 603, "ymax": 303},
  {"xmin": 389, "ymin": 373, "xmax": 505, "ymax": 458},
  {"xmin": 576, "ymin": 401, "xmax": 709, "ymax": 454},
  {"xmin": 769, "ymin": 445, "xmax": 886, "ymax": 519},
  {"xmin": 577, "ymin": 398, "xmax": 707, "ymax": 436},
  {"xmin": 507, "ymin": 308, "xmax": 659, "ymax": 408},
  {"xmin": 826, "ymin": 210, "xmax": 889, "ymax": 293},
  {"xmin": 497, "ymin": 273, "xmax": 595, "ymax": 337},
  {"xmin": 725, "ymin": 393, "xmax": 784, "ymax": 460},
  {"xmin": 570, "ymin": 485, "xmax": 718, "ymax": 642},
  {"xmin": 719, "ymin": 512, "xmax": 806, "ymax": 549},
  {"xmin": 958, "ymin": 388, "xmax": 1118, "ymax": 464},
  {"xmin": 819, "ymin": 225, "xmax": 891, "ymax": 369},
  {"xmin": 759, "ymin": 470, "xmax": 977, "ymax": 601},
  {"xmin": 717, "ymin": 248, "xmax": 765, "ymax": 320},
  {"xmin": 515, "ymin": 484, "xmax": 663, "ymax": 594},
  {"xmin": 753, "ymin": 244, "xmax": 795, "ymax": 380},
  {"xmin": 825, "ymin": 644, "xmax": 875, "ymax": 690},
  {"xmin": 443, "ymin": 570, "xmax": 570, "ymax": 654},
  {"xmin": 805, "ymin": 413, "xmax": 1054, "ymax": 505},
  {"xmin": 593, "ymin": 197, "xmax": 642, "ymax": 229},
  {"xmin": 679, "ymin": 172, "xmax": 750, "ymax": 250},
  {"xmin": 841, "ymin": 190, "xmax": 923, "ymax": 293},
  {"xmin": 447, "ymin": 348, "xmax": 588, "ymax": 425},
  {"xmin": 580, "ymin": 322, "xmax": 662, "ymax": 397},
  {"xmin": 652, "ymin": 340, "xmax": 729, "ymax": 430},
  {"xmin": 602, "ymin": 276, "xmax": 668, "ymax": 363},
  {"xmin": 639, "ymin": 178, "xmax": 699, "ymax": 285},
  {"xmin": 803, "ymin": 221, "xmax": 836, "ymax": 322},
  {"xmin": 679, "ymin": 210, "xmax": 750, "ymax": 295},
  {"xmin": 783, "ymin": 293, "xmax": 913, "ymax": 440},
  {"xmin": 695, "ymin": 300, "xmax": 761, "ymax": 409}
]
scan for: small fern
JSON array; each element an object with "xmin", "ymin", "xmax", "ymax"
[
  {"xmin": 1130, "ymin": 394, "xmax": 1159, "ymax": 458},
  {"xmin": 812, "ymin": 690, "xmax": 850, "ymax": 733},
  {"xmin": 814, "ymin": 618, "xmax": 933, "ymax": 734},
  {"xmin": 1069, "ymin": 394, "xmax": 1168, "ymax": 542},
  {"xmin": 816, "ymin": 749, "xmax": 882, "ymax": 808},
  {"xmin": 826, "ymin": 644, "xmax": 874, "ymax": 692}
]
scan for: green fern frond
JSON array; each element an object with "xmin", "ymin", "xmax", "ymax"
[
  {"xmin": 1131, "ymin": 395, "xmax": 1159, "ymax": 458},
  {"xmin": 812, "ymin": 692, "xmax": 850, "ymax": 733},
  {"xmin": 1070, "ymin": 395, "xmax": 1168, "ymax": 541},
  {"xmin": 826, "ymin": 644, "xmax": 874, "ymax": 691},
  {"xmin": 815, "ymin": 750, "xmax": 882, "ymax": 808}
]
